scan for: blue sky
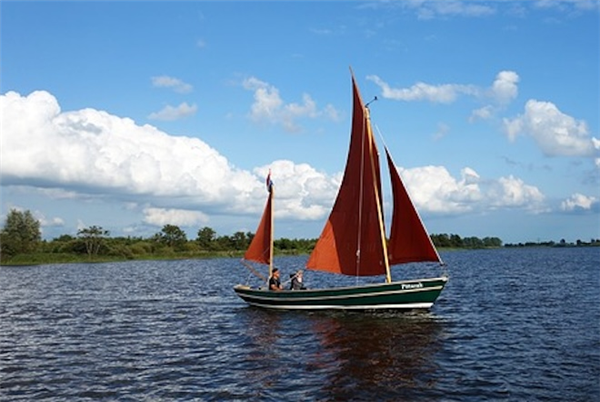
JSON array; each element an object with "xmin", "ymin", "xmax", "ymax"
[{"xmin": 1, "ymin": 0, "xmax": 599, "ymax": 244}]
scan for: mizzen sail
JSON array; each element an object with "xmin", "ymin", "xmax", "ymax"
[{"xmin": 244, "ymin": 185, "xmax": 273, "ymax": 267}]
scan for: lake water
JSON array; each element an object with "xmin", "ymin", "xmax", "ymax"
[{"xmin": 1, "ymin": 247, "xmax": 599, "ymax": 401}]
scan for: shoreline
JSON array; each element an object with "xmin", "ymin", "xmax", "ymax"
[{"xmin": 3, "ymin": 244, "xmax": 597, "ymax": 267}]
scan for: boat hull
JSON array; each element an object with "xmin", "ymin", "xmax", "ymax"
[{"xmin": 233, "ymin": 276, "xmax": 448, "ymax": 311}]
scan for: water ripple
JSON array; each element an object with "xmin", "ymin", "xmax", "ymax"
[{"xmin": 1, "ymin": 248, "xmax": 599, "ymax": 401}]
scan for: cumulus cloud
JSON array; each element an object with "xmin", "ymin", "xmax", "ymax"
[
  {"xmin": 143, "ymin": 207, "xmax": 209, "ymax": 227},
  {"xmin": 0, "ymin": 91, "xmax": 255, "ymax": 212},
  {"xmin": 151, "ymin": 75, "xmax": 193, "ymax": 93},
  {"xmin": 368, "ymin": 70, "xmax": 518, "ymax": 112},
  {"xmin": 397, "ymin": 164, "xmax": 546, "ymax": 214},
  {"xmin": 148, "ymin": 102, "xmax": 197, "ymax": 121},
  {"xmin": 242, "ymin": 76, "xmax": 340, "ymax": 132},
  {"xmin": 489, "ymin": 70, "xmax": 519, "ymax": 105},
  {"xmin": 0, "ymin": 91, "xmax": 339, "ymax": 224},
  {"xmin": 0, "ymin": 90, "xmax": 554, "ymax": 236},
  {"xmin": 503, "ymin": 99, "xmax": 599, "ymax": 160},
  {"xmin": 36, "ymin": 212, "xmax": 65, "ymax": 227},
  {"xmin": 487, "ymin": 175, "xmax": 546, "ymax": 212},
  {"xmin": 256, "ymin": 160, "xmax": 340, "ymax": 220},
  {"xmin": 367, "ymin": 75, "xmax": 478, "ymax": 103},
  {"xmin": 560, "ymin": 193, "xmax": 599, "ymax": 212},
  {"xmin": 399, "ymin": 165, "xmax": 481, "ymax": 213}
]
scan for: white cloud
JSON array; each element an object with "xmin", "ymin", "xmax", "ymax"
[
  {"xmin": 433, "ymin": 122, "xmax": 450, "ymax": 141},
  {"xmin": 470, "ymin": 105, "xmax": 494, "ymax": 122},
  {"xmin": 35, "ymin": 211, "xmax": 65, "ymax": 228},
  {"xmin": 397, "ymin": 164, "xmax": 545, "ymax": 214},
  {"xmin": 489, "ymin": 70, "xmax": 519, "ymax": 105},
  {"xmin": 533, "ymin": 0, "xmax": 600, "ymax": 12},
  {"xmin": 395, "ymin": 0, "xmax": 598, "ymax": 19},
  {"xmin": 399, "ymin": 165, "xmax": 480, "ymax": 213},
  {"xmin": 151, "ymin": 75, "xmax": 193, "ymax": 93},
  {"xmin": 143, "ymin": 207, "xmax": 209, "ymax": 227},
  {"xmin": 368, "ymin": 70, "xmax": 518, "ymax": 110},
  {"xmin": 0, "ymin": 91, "xmax": 253, "ymax": 209},
  {"xmin": 242, "ymin": 76, "xmax": 339, "ymax": 132},
  {"xmin": 487, "ymin": 175, "xmax": 546, "ymax": 212},
  {"xmin": 0, "ymin": 90, "xmax": 338, "ymax": 224},
  {"xmin": 0, "ymin": 90, "xmax": 555, "ymax": 236},
  {"xmin": 468, "ymin": 70, "xmax": 519, "ymax": 121},
  {"xmin": 148, "ymin": 102, "xmax": 197, "ymax": 121},
  {"xmin": 594, "ymin": 138, "xmax": 600, "ymax": 169},
  {"xmin": 396, "ymin": 1, "xmax": 496, "ymax": 20},
  {"xmin": 560, "ymin": 193, "xmax": 599, "ymax": 212},
  {"xmin": 257, "ymin": 160, "xmax": 340, "ymax": 220},
  {"xmin": 503, "ymin": 99, "xmax": 599, "ymax": 158},
  {"xmin": 367, "ymin": 75, "xmax": 478, "ymax": 103}
]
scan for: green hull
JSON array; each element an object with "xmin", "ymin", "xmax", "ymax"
[{"xmin": 233, "ymin": 276, "xmax": 448, "ymax": 311}]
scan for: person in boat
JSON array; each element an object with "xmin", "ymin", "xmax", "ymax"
[
  {"xmin": 290, "ymin": 270, "xmax": 306, "ymax": 290},
  {"xmin": 268, "ymin": 268, "xmax": 283, "ymax": 291}
]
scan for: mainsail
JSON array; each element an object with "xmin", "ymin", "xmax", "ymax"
[
  {"xmin": 306, "ymin": 72, "xmax": 442, "ymax": 279},
  {"xmin": 306, "ymin": 74, "xmax": 389, "ymax": 277}
]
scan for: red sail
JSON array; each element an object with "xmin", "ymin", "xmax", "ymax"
[
  {"xmin": 386, "ymin": 147, "xmax": 441, "ymax": 264},
  {"xmin": 306, "ymin": 75, "xmax": 387, "ymax": 276},
  {"xmin": 244, "ymin": 190, "xmax": 273, "ymax": 265}
]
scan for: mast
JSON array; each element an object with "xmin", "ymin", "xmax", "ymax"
[
  {"xmin": 268, "ymin": 185, "xmax": 274, "ymax": 277},
  {"xmin": 364, "ymin": 105, "xmax": 392, "ymax": 283}
]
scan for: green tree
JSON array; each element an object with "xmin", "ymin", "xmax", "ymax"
[
  {"xmin": 483, "ymin": 236, "xmax": 503, "ymax": 248},
  {"xmin": 155, "ymin": 224, "xmax": 187, "ymax": 250},
  {"xmin": 0, "ymin": 209, "xmax": 41, "ymax": 257},
  {"xmin": 78, "ymin": 225, "xmax": 110, "ymax": 259},
  {"xmin": 231, "ymin": 231, "xmax": 249, "ymax": 250},
  {"xmin": 197, "ymin": 226, "xmax": 216, "ymax": 250}
]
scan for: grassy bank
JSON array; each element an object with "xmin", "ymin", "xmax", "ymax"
[{"xmin": 0, "ymin": 250, "xmax": 317, "ymax": 266}]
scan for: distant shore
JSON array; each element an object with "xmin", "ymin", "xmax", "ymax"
[{"xmin": 2, "ymin": 243, "xmax": 597, "ymax": 267}]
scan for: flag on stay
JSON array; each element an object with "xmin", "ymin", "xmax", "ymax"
[{"xmin": 266, "ymin": 171, "xmax": 273, "ymax": 193}]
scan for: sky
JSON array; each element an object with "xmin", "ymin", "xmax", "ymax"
[{"xmin": 1, "ymin": 0, "xmax": 599, "ymax": 245}]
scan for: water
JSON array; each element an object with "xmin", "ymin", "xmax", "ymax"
[{"xmin": 1, "ymin": 247, "xmax": 598, "ymax": 401}]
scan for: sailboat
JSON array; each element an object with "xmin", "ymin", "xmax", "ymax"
[{"xmin": 234, "ymin": 71, "xmax": 448, "ymax": 310}]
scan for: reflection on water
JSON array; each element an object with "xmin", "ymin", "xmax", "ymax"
[
  {"xmin": 237, "ymin": 308, "xmax": 445, "ymax": 401},
  {"xmin": 314, "ymin": 313, "xmax": 443, "ymax": 400}
]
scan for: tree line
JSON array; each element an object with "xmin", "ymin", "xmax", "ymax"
[{"xmin": 1, "ymin": 209, "xmax": 597, "ymax": 265}]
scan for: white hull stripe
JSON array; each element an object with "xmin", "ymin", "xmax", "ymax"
[{"xmin": 243, "ymin": 301, "xmax": 434, "ymax": 310}]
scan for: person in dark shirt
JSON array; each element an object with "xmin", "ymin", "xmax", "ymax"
[{"xmin": 268, "ymin": 268, "xmax": 282, "ymax": 291}]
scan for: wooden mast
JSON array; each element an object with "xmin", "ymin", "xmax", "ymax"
[
  {"xmin": 268, "ymin": 186, "xmax": 274, "ymax": 277},
  {"xmin": 364, "ymin": 106, "xmax": 392, "ymax": 283}
]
